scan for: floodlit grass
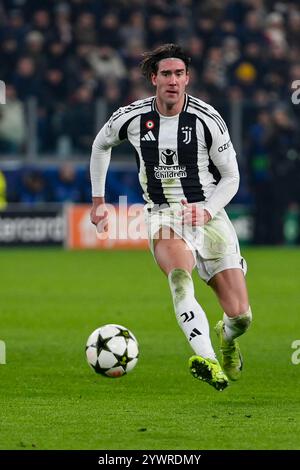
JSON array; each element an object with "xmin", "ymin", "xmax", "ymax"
[{"xmin": 0, "ymin": 248, "xmax": 299, "ymax": 449}]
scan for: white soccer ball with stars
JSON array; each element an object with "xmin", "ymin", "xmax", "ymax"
[{"xmin": 85, "ymin": 324, "xmax": 139, "ymax": 377}]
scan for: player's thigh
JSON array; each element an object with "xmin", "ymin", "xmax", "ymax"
[
  {"xmin": 209, "ymin": 268, "xmax": 249, "ymax": 317},
  {"xmin": 154, "ymin": 227, "xmax": 195, "ymax": 275}
]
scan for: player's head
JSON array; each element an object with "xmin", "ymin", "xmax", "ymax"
[
  {"xmin": 140, "ymin": 44, "xmax": 191, "ymax": 108},
  {"xmin": 140, "ymin": 43, "xmax": 191, "ymax": 82}
]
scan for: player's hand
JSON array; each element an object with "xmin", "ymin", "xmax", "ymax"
[
  {"xmin": 90, "ymin": 200, "xmax": 109, "ymax": 233},
  {"xmin": 181, "ymin": 199, "xmax": 212, "ymax": 226}
]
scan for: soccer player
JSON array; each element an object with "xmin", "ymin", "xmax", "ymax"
[{"xmin": 90, "ymin": 44, "xmax": 252, "ymax": 391}]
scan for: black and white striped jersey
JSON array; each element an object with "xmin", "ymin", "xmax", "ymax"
[{"xmin": 91, "ymin": 94, "xmax": 239, "ymax": 216}]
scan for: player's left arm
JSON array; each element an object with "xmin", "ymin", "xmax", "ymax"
[
  {"xmin": 203, "ymin": 118, "xmax": 239, "ymax": 219},
  {"xmin": 182, "ymin": 115, "xmax": 239, "ymax": 226}
]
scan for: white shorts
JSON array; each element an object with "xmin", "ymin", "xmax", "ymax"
[{"xmin": 145, "ymin": 203, "xmax": 247, "ymax": 283}]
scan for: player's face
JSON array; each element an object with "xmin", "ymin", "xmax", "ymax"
[{"xmin": 151, "ymin": 58, "xmax": 189, "ymax": 111}]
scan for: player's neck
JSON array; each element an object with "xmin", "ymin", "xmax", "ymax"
[{"xmin": 155, "ymin": 95, "xmax": 185, "ymax": 116}]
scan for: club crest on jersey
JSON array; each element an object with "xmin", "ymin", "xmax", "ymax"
[
  {"xmin": 181, "ymin": 126, "xmax": 192, "ymax": 144},
  {"xmin": 159, "ymin": 149, "xmax": 178, "ymax": 166}
]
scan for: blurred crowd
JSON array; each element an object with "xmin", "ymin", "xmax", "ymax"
[
  {"xmin": 0, "ymin": 0, "xmax": 300, "ymax": 243},
  {"xmin": 1, "ymin": 0, "xmax": 300, "ymax": 151},
  {"xmin": 1, "ymin": 163, "xmax": 143, "ymax": 206}
]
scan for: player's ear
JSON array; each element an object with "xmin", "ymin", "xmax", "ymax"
[{"xmin": 151, "ymin": 73, "xmax": 157, "ymax": 86}]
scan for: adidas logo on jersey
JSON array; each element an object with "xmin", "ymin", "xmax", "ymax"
[{"xmin": 141, "ymin": 130, "xmax": 156, "ymax": 141}]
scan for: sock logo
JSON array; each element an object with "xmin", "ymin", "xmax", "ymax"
[
  {"xmin": 180, "ymin": 311, "xmax": 195, "ymax": 323},
  {"xmin": 189, "ymin": 328, "xmax": 202, "ymax": 341}
]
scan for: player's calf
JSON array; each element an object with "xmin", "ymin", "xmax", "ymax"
[{"xmin": 168, "ymin": 268, "xmax": 217, "ymax": 360}]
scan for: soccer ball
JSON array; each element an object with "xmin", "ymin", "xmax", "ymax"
[{"xmin": 85, "ymin": 324, "xmax": 139, "ymax": 377}]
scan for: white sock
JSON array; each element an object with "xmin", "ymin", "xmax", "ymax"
[
  {"xmin": 168, "ymin": 268, "xmax": 216, "ymax": 360},
  {"xmin": 223, "ymin": 307, "xmax": 252, "ymax": 343}
]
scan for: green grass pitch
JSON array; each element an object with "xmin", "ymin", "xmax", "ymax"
[{"xmin": 0, "ymin": 247, "xmax": 299, "ymax": 450}]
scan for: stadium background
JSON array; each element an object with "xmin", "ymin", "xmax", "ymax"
[
  {"xmin": 0, "ymin": 0, "xmax": 300, "ymax": 246},
  {"xmin": 1, "ymin": 0, "xmax": 300, "ymax": 453}
]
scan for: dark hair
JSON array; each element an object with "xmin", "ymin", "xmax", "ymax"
[{"xmin": 140, "ymin": 43, "xmax": 191, "ymax": 82}]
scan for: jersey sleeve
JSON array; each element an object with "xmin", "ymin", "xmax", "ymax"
[
  {"xmin": 90, "ymin": 109, "xmax": 126, "ymax": 197},
  {"xmin": 204, "ymin": 112, "xmax": 240, "ymax": 217},
  {"xmin": 206, "ymin": 114, "xmax": 236, "ymax": 167},
  {"xmin": 92, "ymin": 110, "xmax": 126, "ymax": 151}
]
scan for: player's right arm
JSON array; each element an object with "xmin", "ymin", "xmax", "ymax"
[{"xmin": 90, "ymin": 114, "xmax": 122, "ymax": 231}]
